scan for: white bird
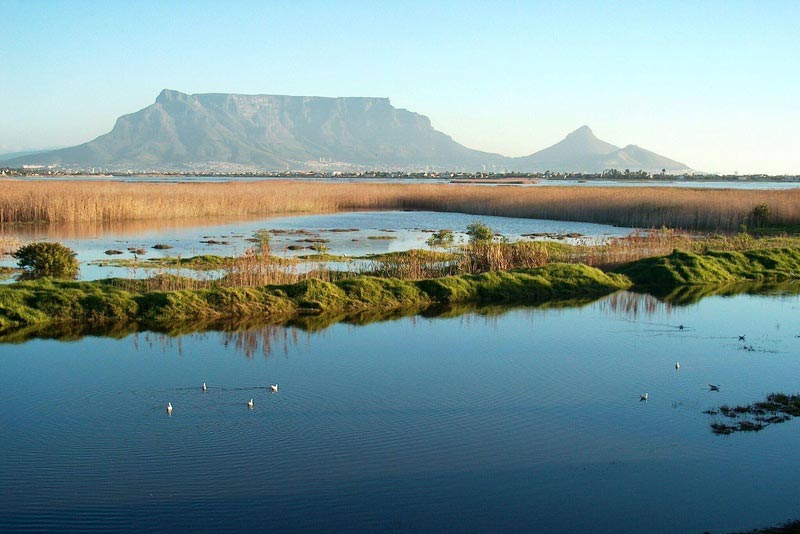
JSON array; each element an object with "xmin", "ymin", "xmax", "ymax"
[
  {"xmin": 247, "ymin": 398, "xmax": 254, "ymax": 409},
  {"xmin": 675, "ymin": 362, "xmax": 681, "ymax": 370},
  {"xmin": 640, "ymin": 393, "xmax": 649, "ymax": 401},
  {"xmin": 202, "ymin": 382, "xmax": 207, "ymax": 392},
  {"xmin": 270, "ymin": 384, "xmax": 279, "ymax": 393},
  {"xmin": 167, "ymin": 402, "xmax": 173, "ymax": 413}
]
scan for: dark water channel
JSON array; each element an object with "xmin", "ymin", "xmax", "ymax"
[{"xmin": 2, "ymin": 290, "xmax": 800, "ymax": 532}]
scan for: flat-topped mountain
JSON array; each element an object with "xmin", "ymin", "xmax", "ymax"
[
  {"xmin": 4, "ymin": 90, "xmax": 692, "ymax": 173},
  {"xmin": 5, "ymin": 90, "xmax": 502, "ymax": 171}
]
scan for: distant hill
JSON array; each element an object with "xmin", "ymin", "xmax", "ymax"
[
  {"xmin": 0, "ymin": 148, "xmax": 64, "ymax": 161},
  {"xmin": 514, "ymin": 126, "xmax": 691, "ymax": 173},
  {"xmin": 3, "ymin": 90, "xmax": 692, "ymax": 173}
]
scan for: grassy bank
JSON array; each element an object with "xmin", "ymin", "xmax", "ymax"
[
  {"xmin": 0, "ymin": 263, "xmax": 630, "ymax": 331},
  {"xmin": 2, "ymin": 246, "xmax": 799, "ymax": 336},
  {"xmin": 2, "ymin": 180, "xmax": 799, "ymax": 231},
  {"xmin": 616, "ymin": 247, "xmax": 800, "ymax": 285}
]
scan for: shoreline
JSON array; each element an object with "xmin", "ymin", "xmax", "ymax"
[{"xmin": 2, "ymin": 247, "xmax": 799, "ymax": 339}]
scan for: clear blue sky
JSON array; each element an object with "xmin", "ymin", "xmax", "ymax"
[{"xmin": 1, "ymin": 0, "xmax": 798, "ymax": 174}]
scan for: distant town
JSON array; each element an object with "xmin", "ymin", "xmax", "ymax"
[{"xmin": 1, "ymin": 165, "xmax": 798, "ymax": 183}]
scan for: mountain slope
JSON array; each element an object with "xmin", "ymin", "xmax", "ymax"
[
  {"xmin": 6, "ymin": 90, "xmax": 504, "ymax": 170},
  {"xmin": 511, "ymin": 126, "xmax": 691, "ymax": 173},
  {"xmin": 4, "ymin": 90, "xmax": 693, "ymax": 173},
  {"xmin": 599, "ymin": 144, "xmax": 692, "ymax": 173}
]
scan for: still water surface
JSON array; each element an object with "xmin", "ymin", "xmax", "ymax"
[
  {"xmin": 1, "ymin": 211, "xmax": 634, "ymax": 281},
  {"xmin": 2, "ymin": 290, "xmax": 800, "ymax": 532}
]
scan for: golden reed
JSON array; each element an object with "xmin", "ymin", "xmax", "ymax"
[{"xmin": 1, "ymin": 180, "xmax": 798, "ymax": 231}]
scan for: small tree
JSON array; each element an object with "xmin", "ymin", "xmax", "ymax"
[
  {"xmin": 750, "ymin": 203, "xmax": 770, "ymax": 228},
  {"xmin": 13, "ymin": 242, "xmax": 79, "ymax": 280},
  {"xmin": 426, "ymin": 229, "xmax": 455, "ymax": 248},
  {"xmin": 466, "ymin": 221, "xmax": 494, "ymax": 243}
]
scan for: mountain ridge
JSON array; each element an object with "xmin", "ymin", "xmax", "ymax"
[{"xmin": 3, "ymin": 89, "xmax": 692, "ymax": 173}]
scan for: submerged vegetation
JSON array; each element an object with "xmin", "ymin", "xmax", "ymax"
[{"xmin": 705, "ymin": 393, "xmax": 800, "ymax": 435}]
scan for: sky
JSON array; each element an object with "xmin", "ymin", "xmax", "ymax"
[{"xmin": 1, "ymin": 0, "xmax": 798, "ymax": 174}]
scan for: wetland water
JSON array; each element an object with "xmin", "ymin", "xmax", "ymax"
[
  {"xmin": 1, "ymin": 211, "xmax": 634, "ymax": 281},
  {"xmin": 2, "ymin": 290, "xmax": 800, "ymax": 532}
]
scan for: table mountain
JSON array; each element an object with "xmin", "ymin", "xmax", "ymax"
[{"xmin": 4, "ymin": 90, "xmax": 692, "ymax": 173}]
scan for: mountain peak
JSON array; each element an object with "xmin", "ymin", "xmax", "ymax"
[
  {"xmin": 155, "ymin": 88, "xmax": 189, "ymax": 104},
  {"xmin": 567, "ymin": 125, "xmax": 596, "ymax": 138},
  {"xmin": 1, "ymin": 91, "xmax": 694, "ymax": 173}
]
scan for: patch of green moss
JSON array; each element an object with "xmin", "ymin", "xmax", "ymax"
[{"xmin": 617, "ymin": 247, "xmax": 800, "ymax": 286}]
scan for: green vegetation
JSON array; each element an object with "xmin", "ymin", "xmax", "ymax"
[
  {"xmin": 426, "ymin": 229, "xmax": 455, "ymax": 248},
  {"xmin": 0, "ymin": 263, "xmax": 630, "ymax": 332},
  {"xmin": 364, "ymin": 249, "xmax": 457, "ymax": 262},
  {"xmin": 749, "ymin": 203, "xmax": 771, "ymax": 228},
  {"xmin": 616, "ymin": 248, "xmax": 800, "ymax": 286},
  {"xmin": 466, "ymin": 221, "xmax": 494, "ymax": 242},
  {"xmin": 3, "ymin": 243, "xmax": 800, "ymax": 340},
  {"xmin": 705, "ymin": 393, "xmax": 800, "ymax": 435},
  {"xmin": 0, "ymin": 266, "xmax": 20, "ymax": 280},
  {"xmin": 91, "ymin": 254, "xmax": 235, "ymax": 270},
  {"xmin": 12, "ymin": 242, "xmax": 79, "ymax": 280}
]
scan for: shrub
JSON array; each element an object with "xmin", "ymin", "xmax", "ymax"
[
  {"xmin": 426, "ymin": 229, "xmax": 455, "ymax": 248},
  {"xmin": 12, "ymin": 242, "xmax": 79, "ymax": 280},
  {"xmin": 466, "ymin": 221, "xmax": 494, "ymax": 243},
  {"xmin": 750, "ymin": 203, "xmax": 770, "ymax": 227}
]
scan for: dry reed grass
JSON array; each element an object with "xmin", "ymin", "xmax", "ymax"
[
  {"xmin": 0, "ymin": 236, "xmax": 21, "ymax": 255},
  {"xmin": 1, "ymin": 180, "xmax": 799, "ymax": 231}
]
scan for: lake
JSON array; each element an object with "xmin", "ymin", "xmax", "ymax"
[{"xmin": 2, "ymin": 289, "xmax": 800, "ymax": 532}]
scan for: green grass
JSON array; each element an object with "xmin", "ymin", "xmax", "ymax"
[
  {"xmin": 0, "ymin": 263, "xmax": 630, "ymax": 332},
  {"xmin": 91, "ymin": 254, "xmax": 234, "ymax": 270},
  {"xmin": 3, "ymin": 246, "xmax": 800, "ymax": 339},
  {"xmin": 616, "ymin": 247, "xmax": 800, "ymax": 285}
]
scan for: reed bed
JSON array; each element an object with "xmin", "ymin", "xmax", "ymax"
[{"xmin": 1, "ymin": 180, "xmax": 799, "ymax": 231}]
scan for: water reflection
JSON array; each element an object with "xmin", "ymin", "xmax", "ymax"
[
  {"xmin": 2, "ymin": 287, "xmax": 800, "ymax": 532},
  {"xmin": 599, "ymin": 290, "xmax": 673, "ymax": 319},
  {"xmin": 3, "ymin": 283, "xmax": 800, "ymax": 348}
]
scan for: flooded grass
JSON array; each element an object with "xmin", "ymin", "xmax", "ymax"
[{"xmin": 705, "ymin": 393, "xmax": 800, "ymax": 435}]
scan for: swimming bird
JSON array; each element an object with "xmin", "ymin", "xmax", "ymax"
[
  {"xmin": 675, "ymin": 362, "xmax": 681, "ymax": 370},
  {"xmin": 709, "ymin": 384, "xmax": 720, "ymax": 392},
  {"xmin": 270, "ymin": 384, "xmax": 278, "ymax": 393},
  {"xmin": 202, "ymin": 382, "xmax": 207, "ymax": 392},
  {"xmin": 167, "ymin": 402, "xmax": 173, "ymax": 413},
  {"xmin": 247, "ymin": 398, "xmax": 254, "ymax": 409},
  {"xmin": 640, "ymin": 393, "xmax": 649, "ymax": 401},
  {"xmin": 739, "ymin": 335, "xmax": 746, "ymax": 341}
]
